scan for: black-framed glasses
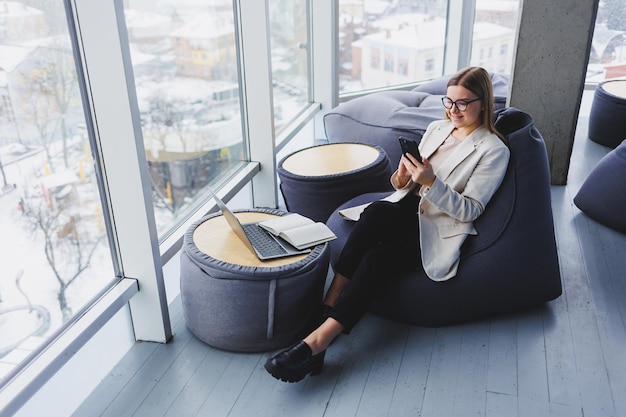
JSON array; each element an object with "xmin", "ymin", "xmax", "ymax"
[{"xmin": 441, "ymin": 96, "xmax": 482, "ymax": 112}]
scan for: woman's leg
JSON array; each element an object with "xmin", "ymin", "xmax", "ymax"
[
  {"xmin": 322, "ymin": 273, "xmax": 349, "ymax": 307},
  {"xmin": 315, "ymin": 196, "xmax": 420, "ymax": 342},
  {"xmin": 329, "ymin": 238, "xmax": 419, "ymax": 331},
  {"xmin": 319, "ymin": 199, "xmax": 416, "ymax": 316},
  {"xmin": 333, "ymin": 196, "xmax": 419, "ymax": 280},
  {"xmin": 265, "ymin": 196, "xmax": 419, "ymax": 382}
]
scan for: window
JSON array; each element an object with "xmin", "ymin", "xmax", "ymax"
[
  {"xmin": 397, "ymin": 48, "xmax": 409, "ymax": 76},
  {"xmin": 0, "ymin": 0, "xmax": 115, "ymax": 378},
  {"xmin": 370, "ymin": 44, "xmax": 381, "ymax": 69},
  {"xmin": 471, "ymin": 0, "xmax": 519, "ymax": 75},
  {"xmin": 587, "ymin": 0, "xmax": 626, "ymax": 82},
  {"xmin": 337, "ymin": 0, "xmax": 521, "ymax": 94},
  {"xmin": 268, "ymin": 0, "xmax": 311, "ymax": 134},
  {"xmin": 122, "ymin": 1, "xmax": 245, "ymax": 238},
  {"xmin": 384, "ymin": 45, "xmax": 395, "ymax": 72},
  {"xmin": 338, "ymin": 0, "xmax": 448, "ymax": 93}
]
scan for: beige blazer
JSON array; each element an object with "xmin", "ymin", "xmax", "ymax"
[{"xmin": 396, "ymin": 120, "xmax": 510, "ymax": 281}]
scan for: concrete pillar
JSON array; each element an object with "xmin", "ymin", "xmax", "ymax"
[{"xmin": 508, "ymin": 0, "xmax": 599, "ymax": 184}]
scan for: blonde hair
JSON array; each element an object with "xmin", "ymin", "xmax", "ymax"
[{"xmin": 445, "ymin": 67, "xmax": 505, "ymax": 142}]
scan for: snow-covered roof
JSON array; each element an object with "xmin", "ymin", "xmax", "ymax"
[
  {"xmin": 129, "ymin": 45, "xmax": 157, "ymax": 66},
  {"xmin": 473, "ymin": 21, "xmax": 515, "ymax": 40},
  {"xmin": 0, "ymin": 1, "xmax": 44, "ymax": 18},
  {"xmin": 362, "ymin": 18, "xmax": 513, "ymax": 50},
  {"xmin": 371, "ymin": 23, "xmax": 444, "ymax": 50},
  {"xmin": 124, "ymin": 9, "xmax": 171, "ymax": 29},
  {"xmin": 170, "ymin": 14, "xmax": 234, "ymax": 39},
  {"xmin": 40, "ymin": 171, "xmax": 79, "ymax": 190},
  {"xmin": 364, "ymin": 0, "xmax": 390, "ymax": 16},
  {"xmin": 0, "ymin": 44, "xmax": 34, "ymax": 72},
  {"xmin": 476, "ymin": 0, "xmax": 520, "ymax": 13}
]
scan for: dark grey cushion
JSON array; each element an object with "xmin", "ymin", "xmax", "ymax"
[
  {"xmin": 325, "ymin": 108, "xmax": 562, "ymax": 326},
  {"xmin": 277, "ymin": 143, "xmax": 394, "ymax": 223},
  {"xmin": 574, "ymin": 139, "xmax": 626, "ymax": 232},
  {"xmin": 588, "ymin": 81, "xmax": 626, "ymax": 148},
  {"xmin": 323, "ymin": 73, "xmax": 510, "ymax": 166},
  {"xmin": 180, "ymin": 209, "xmax": 330, "ymax": 352},
  {"xmin": 323, "ymin": 91, "xmax": 439, "ymax": 165}
]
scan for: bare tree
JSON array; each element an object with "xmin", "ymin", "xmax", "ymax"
[
  {"xmin": 18, "ymin": 38, "xmax": 79, "ymax": 170},
  {"xmin": 21, "ymin": 195, "xmax": 104, "ymax": 321}
]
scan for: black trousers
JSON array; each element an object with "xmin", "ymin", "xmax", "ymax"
[{"xmin": 330, "ymin": 194, "xmax": 421, "ymax": 331}]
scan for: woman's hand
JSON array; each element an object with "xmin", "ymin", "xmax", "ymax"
[{"xmin": 399, "ymin": 154, "xmax": 436, "ymax": 187}]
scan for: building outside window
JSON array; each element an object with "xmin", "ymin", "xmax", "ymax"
[
  {"xmin": 339, "ymin": 0, "xmax": 522, "ymax": 94},
  {"xmin": 339, "ymin": 0, "xmax": 448, "ymax": 93},
  {"xmin": 122, "ymin": 0, "xmax": 245, "ymax": 239},
  {"xmin": 470, "ymin": 1, "xmax": 517, "ymax": 74},
  {"xmin": 587, "ymin": 0, "xmax": 626, "ymax": 81}
]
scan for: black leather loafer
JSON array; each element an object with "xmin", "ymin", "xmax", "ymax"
[{"xmin": 264, "ymin": 341, "xmax": 325, "ymax": 383}]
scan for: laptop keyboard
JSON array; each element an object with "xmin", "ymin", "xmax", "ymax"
[{"xmin": 242, "ymin": 223, "xmax": 288, "ymax": 257}]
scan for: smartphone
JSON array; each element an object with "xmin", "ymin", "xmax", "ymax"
[{"xmin": 398, "ymin": 136, "xmax": 422, "ymax": 164}]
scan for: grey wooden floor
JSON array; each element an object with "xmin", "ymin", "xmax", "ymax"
[{"xmin": 74, "ymin": 112, "xmax": 626, "ymax": 417}]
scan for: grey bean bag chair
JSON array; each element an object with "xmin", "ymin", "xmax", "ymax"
[
  {"xmin": 325, "ymin": 107, "xmax": 562, "ymax": 326},
  {"xmin": 323, "ymin": 72, "xmax": 510, "ymax": 166},
  {"xmin": 574, "ymin": 139, "xmax": 626, "ymax": 233}
]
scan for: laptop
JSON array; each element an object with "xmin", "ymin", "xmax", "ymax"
[{"xmin": 208, "ymin": 189, "xmax": 311, "ymax": 260}]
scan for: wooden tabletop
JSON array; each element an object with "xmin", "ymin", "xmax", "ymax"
[
  {"xmin": 603, "ymin": 80, "xmax": 626, "ymax": 98},
  {"xmin": 281, "ymin": 143, "xmax": 380, "ymax": 176},
  {"xmin": 192, "ymin": 211, "xmax": 310, "ymax": 267}
]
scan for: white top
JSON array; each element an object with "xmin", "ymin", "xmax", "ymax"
[
  {"xmin": 282, "ymin": 143, "xmax": 380, "ymax": 176},
  {"xmin": 603, "ymin": 80, "xmax": 626, "ymax": 98}
]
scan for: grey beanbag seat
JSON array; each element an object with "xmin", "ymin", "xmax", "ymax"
[
  {"xmin": 180, "ymin": 209, "xmax": 330, "ymax": 352},
  {"xmin": 277, "ymin": 143, "xmax": 394, "ymax": 223},
  {"xmin": 574, "ymin": 139, "xmax": 626, "ymax": 233},
  {"xmin": 325, "ymin": 107, "xmax": 562, "ymax": 326},
  {"xmin": 588, "ymin": 81, "xmax": 626, "ymax": 149}
]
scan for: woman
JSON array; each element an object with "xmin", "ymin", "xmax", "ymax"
[{"xmin": 265, "ymin": 66, "xmax": 511, "ymax": 383}]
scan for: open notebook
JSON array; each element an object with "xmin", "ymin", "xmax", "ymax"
[{"xmin": 208, "ymin": 189, "xmax": 311, "ymax": 260}]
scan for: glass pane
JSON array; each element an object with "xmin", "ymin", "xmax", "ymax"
[
  {"xmin": 123, "ymin": 0, "xmax": 245, "ymax": 237},
  {"xmin": 587, "ymin": 0, "xmax": 626, "ymax": 82},
  {"xmin": 338, "ymin": 0, "xmax": 448, "ymax": 94},
  {"xmin": 268, "ymin": 0, "xmax": 311, "ymax": 133},
  {"xmin": 0, "ymin": 1, "xmax": 115, "ymax": 379},
  {"xmin": 470, "ymin": 0, "xmax": 520, "ymax": 74}
]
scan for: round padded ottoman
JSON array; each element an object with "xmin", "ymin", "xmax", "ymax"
[
  {"xmin": 277, "ymin": 143, "xmax": 394, "ymax": 223},
  {"xmin": 574, "ymin": 139, "xmax": 626, "ymax": 233},
  {"xmin": 180, "ymin": 209, "xmax": 330, "ymax": 352},
  {"xmin": 588, "ymin": 80, "xmax": 626, "ymax": 148}
]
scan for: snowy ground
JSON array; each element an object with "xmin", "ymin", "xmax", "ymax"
[{"xmin": 0, "ymin": 144, "xmax": 115, "ymax": 368}]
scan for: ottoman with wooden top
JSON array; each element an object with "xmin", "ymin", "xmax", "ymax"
[
  {"xmin": 180, "ymin": 208, "xmax": 330, "ymax": 352},
  {"xmin": 277, "ymin": 142, "xmax": 393, "ymax": 223},
  {"xmin": 588, "ymin": 80, "xmax": 626, "ymax": 148}
]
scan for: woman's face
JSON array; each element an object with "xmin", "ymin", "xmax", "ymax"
[{"xmin": 445, "ymin": 85, "xmax": 483, "ymax": 132}]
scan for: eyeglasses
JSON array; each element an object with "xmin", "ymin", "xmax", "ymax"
[{"xmin": 441, "ymin": 96, "xmax": 482, "ymax": 112}]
